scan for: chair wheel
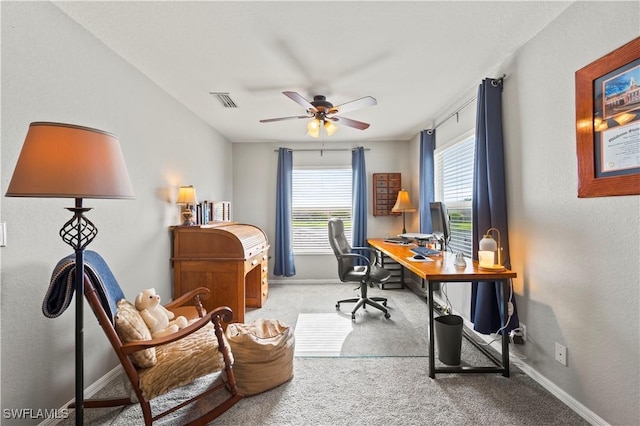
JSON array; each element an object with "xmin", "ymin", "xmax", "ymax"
[
  {"xmin": 383, "ymin": 301, "xmax": 387, "ymax": 307},
  {"xmin": 336, "ymin": 303, "xmax": 340, "ymax": 310},
  {"xmin": 351, "ymin": 314, "xmax": 356, "ymax": 321},
  {"xmin": 385, "ymin": 313, "xmax": 391, "ymax": 319}
]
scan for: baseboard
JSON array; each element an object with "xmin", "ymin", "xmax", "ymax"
[
  {"xmin": 422, "ymin": 285, "xmax": 609, "ymax": 426},
  {"xmin": 507, "ymin": 358, "xmax": 609, "ymax": 426},
  {"xmin": 40, "ymin": 365, "xmax": 123, "ymax": 426}
]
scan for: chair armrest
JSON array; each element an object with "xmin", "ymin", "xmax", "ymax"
[
  {"xmin": 335, "ymin": 252, "xmax": 371, "ymax": 265},
  {"xmin": 351, "ymin": 246, "xmax": 380, "ymax": 263},
  {"xmin": 336, "ymin": 252, "xmax": 372, "ymax": 280},
  {"xmin": 121, "ymin": 306, "xmax": 233, "ymax": 354},
  {"xmin": 163, "ymin": 287, "xmax": 210, "ymax": 310}
]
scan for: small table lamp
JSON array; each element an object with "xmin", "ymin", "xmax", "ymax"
[
  {"xmin": 478, "ymin": 228, "xmax": 505, "ymax": 271},
  {"xmin": 5, "ymin": 122, "xmax": 134, "ymax": 424},
  {"xmin": 177, "ymin": 185, "xmax": 198, "ymax": 226},
  {"xmin": 392, "ymin": 189, "xmax": 416, "ymax": 234}
]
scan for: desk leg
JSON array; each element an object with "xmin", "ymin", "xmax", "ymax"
[
  {"xmin": 428, "ymin": 279, "xmax": 435, "ymax": 378},
  {"xmin": 502, "ymin": 279, "xmax": 510, "ymax": 377}
]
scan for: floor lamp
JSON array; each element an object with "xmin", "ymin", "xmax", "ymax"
[
  {"xmin": 6, "ymin": 122, "xmax": 134, "ymax": 425},
  {"xmin": 392, "ymin": 189, "xmax": 416, "ymax": 234}
]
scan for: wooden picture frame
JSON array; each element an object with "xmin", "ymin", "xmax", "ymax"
[{"xmin": 575, "ymin": 36, "xmax": 640, "ymax": 197}]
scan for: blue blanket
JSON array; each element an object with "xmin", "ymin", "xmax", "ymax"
[{"xmin": 43, "ymin": 250, "xmax": 125, "ymax": 322}]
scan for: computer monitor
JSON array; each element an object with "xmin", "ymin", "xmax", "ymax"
[{"xmin": 430, "ymin": 201, "xmax": 450, "ymax": 249}]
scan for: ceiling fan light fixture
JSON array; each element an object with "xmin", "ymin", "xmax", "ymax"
[
  {"xmin": 261, "ymin": 92, "xmax": 375, "ymax": 137},
  {"xmin": 307, "ymin": 119, "xmax": 320, "ymax": 138},
  {"xmin": 324, "ymin": 120, "xmax": 338, "ymax": 136}
]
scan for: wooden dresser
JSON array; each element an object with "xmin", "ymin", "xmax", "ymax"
[{"xmin": 171, "ymin": 223, "xmax": 269, "ymax": 324}]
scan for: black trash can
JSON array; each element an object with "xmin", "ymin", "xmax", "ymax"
[{"xmin": 434, "ymin": 314, "xmax": 463, "ymax": 365}]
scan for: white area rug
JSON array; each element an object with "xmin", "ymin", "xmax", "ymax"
[{"xmin": 294, "ymin": 313, "xmax": 355, "ymax": 356}]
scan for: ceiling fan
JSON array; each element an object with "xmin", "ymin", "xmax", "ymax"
[{"xmin": 260, "ymin": 91, "xmax": 377, "ymax": 138}]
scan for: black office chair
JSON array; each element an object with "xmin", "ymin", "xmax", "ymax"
[{"xmin": 328, "ymin": 218, "xmax": 391, "ymax": 320}]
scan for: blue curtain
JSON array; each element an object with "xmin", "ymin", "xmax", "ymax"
[
  {"xmin": 352, "ymin": 147, "xmax": 367, "ymax": 264},
  {"xmin": 419, "ymin": 129, "xmax": 436, "ymax": 234},
  {"xmin": 274, "ymin": 147, "xmax": 296, "ymax": 277},
  {"xmin": 471, "ymin": 78, "xmax": 519, "ymax": 335}
]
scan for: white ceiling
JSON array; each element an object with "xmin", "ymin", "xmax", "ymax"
[{"xmin": 53, "ymin": 1, "xmax": 573, "ymax": 143}]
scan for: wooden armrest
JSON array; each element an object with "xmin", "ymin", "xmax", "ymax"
[
  {"xmin": 164, "ymin": 287, "xmax": 210, "ymax": 310},
  {"xmin": 121, "ymin": 306, "xmax": 233, "ymax": 354},
  {"xmin": 169, "ymin": 306, "xmax": 204, "ymax": 321}
]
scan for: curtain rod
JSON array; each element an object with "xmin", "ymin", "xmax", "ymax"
[
  {"xmin": 430, "ymin": 74, "xmax": 506, "ymax": 132},
  {"xmin": 273, "ymin": 148, "xmax": 371, "ymax": 152}
]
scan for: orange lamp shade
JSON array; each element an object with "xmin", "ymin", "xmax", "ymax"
[{"xmin": 6, "ymin": 122, "xmax": 134, "ymax": 199}]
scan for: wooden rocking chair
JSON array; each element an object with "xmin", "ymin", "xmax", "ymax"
[{"xmin": 61, "ymin": 251, "xmax": 243, "ymax": 425}]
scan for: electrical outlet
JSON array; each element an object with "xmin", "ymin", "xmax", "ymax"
[
  {"xmin": 520, "ymin": 323, "xmax": 527, "ymax": 342},
  {"xmin": 555, "ymin": 342, "xmax": 567, "ymax": 366}
]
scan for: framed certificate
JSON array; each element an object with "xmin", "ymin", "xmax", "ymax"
[{"xmin": 575, "ymin": 36, "xmax": 640, "ymax": 197}]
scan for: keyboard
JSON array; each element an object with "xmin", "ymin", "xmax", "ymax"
[{"xmin": 411, "ymin": 247, "xmax": 442, "ymax": 257}]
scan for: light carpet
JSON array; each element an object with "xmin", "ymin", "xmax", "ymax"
[{"xmin": 56, "ymin": 283, "xmax": 589, "ymax": 425}]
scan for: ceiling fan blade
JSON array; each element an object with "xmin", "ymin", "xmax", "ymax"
[
  {"xmin": 260, "ymin": 115, "xmax": 310, "ymax": 123},
  {"xmin": 332, "ymin": 116, "xmax": 370, "ymax": 130},
  {"xmin": 283, "ymin": 91, "xmax": 315, "ymax": 111},
  {"xmin": 330, "ymin": 96, "xmax": 377, "ymax": 115}
]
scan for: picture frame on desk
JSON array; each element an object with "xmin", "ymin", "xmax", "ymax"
[{"xmin": 575, "ymin": 36, "xmax": 640, "ymax": 197}]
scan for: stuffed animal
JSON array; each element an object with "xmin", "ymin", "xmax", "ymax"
[{"xmin": 134, "ymin": 288, "xmax": 188, "ymax": 338}]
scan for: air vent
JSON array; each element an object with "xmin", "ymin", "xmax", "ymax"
[{"xmin": 210, "ymin": 92, "xmax": 238, "ymax": 108}]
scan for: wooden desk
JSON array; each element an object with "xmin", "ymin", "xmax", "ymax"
[
  {"xmin": 368, "ymin": 238, "xmax": 517, "ymax": 378},
  {"xmin": 172, "ymin": 224, "xmax": 269, "ymax": 324}
]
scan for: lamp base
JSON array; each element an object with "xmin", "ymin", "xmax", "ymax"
[
  {"xmin": 478, "ymin": 264, "xmax": 506, "ymax": 272},
  {"xmin": 181, "ymin": 209, "xmax": 196, "ymax": 226}
]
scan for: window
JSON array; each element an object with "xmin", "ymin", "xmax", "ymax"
[
  {"xmin": 435, "ymin": 134, "xmax": 475, "ymax": 257},
  {"xmin": 292, "ymin": 167, "xmax": 352, "ymax": 254}
]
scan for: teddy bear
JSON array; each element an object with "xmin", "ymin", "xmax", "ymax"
[{"xmin": 134, "ymin": 288, "xmax": 188, "ymax": 338}]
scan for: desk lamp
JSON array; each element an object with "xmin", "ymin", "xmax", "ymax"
[
  {"xmin": 5, "ymin": 122, "xmax": 134, "ymax": 424},
  {"xmin": 478, "ymin": 228, "xmax": 505, "ymax": 271},
  {"xmin": 391, "ymin": 189, "xmax": 416, "ymax": 234},
  {"xmin": 177, "ymin": 185, "xmax": 198, "ymax": 226}
]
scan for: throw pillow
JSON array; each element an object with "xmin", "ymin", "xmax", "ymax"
[{"xmin": 114, "ymin": 299, "xmax": 157, "ymax": 368}]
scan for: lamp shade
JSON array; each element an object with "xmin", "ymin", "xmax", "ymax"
[
  {"xmin": 324, "ymin": 120, "xmax": 338, "ymax": 136},
  {"xmin": 392, "ymin": 190, "xmax": 416, "ymax": 212},
  {"xmin": 479, "ymin": 234, "xmax": 497, "ymax": 252},
  {"xmin": 478, "ymin": 228, "xmax": 503, "ymax": 270},
  {"xmin": 176, "ymin": 185, "xmax": 198, "ymax": 205},
  {"xmin": 6, "ymin": 122, "xmax": 134, "ymax": 199},
  {"xmin": 307, "ymin": 119, "xmax": 321, "ymax": 138}
]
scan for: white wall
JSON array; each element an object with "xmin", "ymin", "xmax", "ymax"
[
  {"xmin": 0, "ymin": 2, "xmax": 232, "ymax": 418},
  {"xmin": 233, "ymin": 140, "xmax": 412, "ymax": 282},
  {"xmin": 500, "ymin": 3, "xmax": 639, "ymax": 424}
]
